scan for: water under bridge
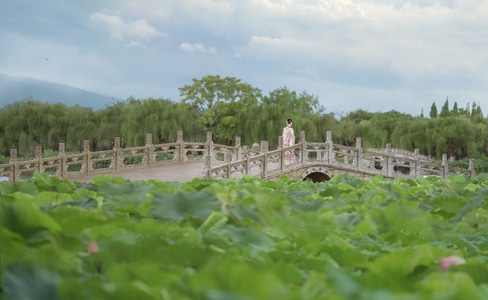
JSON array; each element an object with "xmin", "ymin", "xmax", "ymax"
[{"xmin": 0, "ymin": 130, "xmax": 476, "ymax": 183}]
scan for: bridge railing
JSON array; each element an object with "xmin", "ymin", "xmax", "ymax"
[
  {"xmin": 204, "ymin": 130, "xmax": 476, "ymax": 180},
  {"xmin": 0, "ymin": 129, "xmax": 476, "ymax": 182},
  {"xmin": 0, "ymin": 130, "xmax": 241, "ymax": 183}
]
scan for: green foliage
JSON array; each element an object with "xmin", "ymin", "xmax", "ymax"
[
  {"xmin": 0, "ymin": 155, "xmax": 8, "ymax": 164},
  {"xmin": 2, "ymin": 173, "xmax": 488, "ymax": 299},
  {"xmin": 440, "ymin": 97, "xmax": 450, "ymax": 118},
  {"xmin": 430, "ymin": 101, "xmax": 438, "ymax": 119},
  {"xmin": 450, "ymin": 158, "xmax": 488, "ymax": 174}
]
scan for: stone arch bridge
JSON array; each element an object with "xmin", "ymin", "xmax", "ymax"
[{"xmin": 0, "ymin": 130, "xmax": 475, "ymax": 183}]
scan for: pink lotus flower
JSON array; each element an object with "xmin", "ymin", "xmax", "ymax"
[
  {"xmin": 439, "ymin": 255, "xmax": 466, "ymax": 271},
  {"xmin": 88, "ymin": 239, "xmax": 99, "ymax": 255}
]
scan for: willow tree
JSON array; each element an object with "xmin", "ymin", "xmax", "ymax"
[
  {"xmin": 405, "ymin": 117, "xmax": 430, "ymax": 154},
  {"xmin": 65, "ymin": 105, "xmax": 97, "ymax": 152},
  {"xmin": 355, "ymin": 119, "xmax": 387, "ymax": 149},
  {"xmin": 258, "ymin": 87, "xmax": 324, "ymax": 148},
  {"xmin": 45, "ymin": 102, "xmax": 69, "ymax": 151},
  {"xmin": 0, "ymin": 99, "xmax": 58, "ymax": 156},
  {"xmin": 437, "ymin": 116, "xmax": 476, "ymax": 159},
  {"xmin": 94, "ymin": 101, "xmax": 128, "ymax": 150},
  {"xmin": 332, "ymin": 118, "xmax": 357, "ymax": 146},
  {"xmin": 369, "ymin": 111, "xmax": 413, "ymax": 144}
]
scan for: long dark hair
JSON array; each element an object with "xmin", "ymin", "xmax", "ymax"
[{"xmin": 287, "ymin": 119, "xmax": 293, "ymax": 124}]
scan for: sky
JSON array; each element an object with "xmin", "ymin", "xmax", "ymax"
[{"xmin": 1, "ymin": 0, "xmax": 487, "ymax": 117}]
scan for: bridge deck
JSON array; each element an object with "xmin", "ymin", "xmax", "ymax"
[{"xmin": 72, "ymin": 161, "xmax": 210, "ymax": 183}]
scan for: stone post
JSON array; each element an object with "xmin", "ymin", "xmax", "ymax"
[
  {"xmin": 177, "ymin": 130, "xmax": 186, "ymax": 162},
  {"xmin": 441, "ymin": 153, "xmax": 448, "ymax": 178},
  {"xmin": 278, "ymin": 136, "xmax": 284, "ymax": 149},
  {"xmin": 243, "ymin": 145, "xmax": 251, "ymax": 174},
  {"xmin": 300, "ymin": 130, "xmax": 306, "ymax": 164},
  {"xmin": 386, "ymin": 143, "xmax": 393, "ymax": 177},
  {"xmin": 146, "ymin": 133, "xmax": 153, "ymax": 167},
  {"xmin": 58, "ymin": 143, "xmax": 65, "ymax": 178},
  {"xmin": 36, "ymin": 146, "xmax": 42, "ymax": 174},
  {"xmin": 326, "ymin": 131, "xmax": 334, "ymax": 164},
  {"xmin": 84, "ymin": 140, "xmax": 90, "ymax": 175},
  {"xmin": 204, "ymin": 149, "xmax": 211, "ymax": 178},
  {"xmin": 260, "ymin": 141, "xmax": 268, "ymax": 178},
  {"xmin": 114, "ymin": 137, "xmax": 121, "ymax": 171},
  {"xmin": 468, "ymin": 159, "xmax": 475, "ymax": 176},
  {"xmin": 10, "ymin": 149, "xmax": 18, "ymax": 183},
  {"xmin": 414, "ymin": 149, "xmax": 421, "ymax": 178},
  {"xmin": 355, "ymin": 137, "xmax": 362, "ymax": 171},
  {"xmin": 9, "ymin": 149, "xmax": 17, "ymax": 162},
  {"xmin": 206, "ymin": 131, "xmax": 214, "ymax": 162},
  {"xmin": 235, "ymin": 136, "xmax": 242, "ymax": 161}
]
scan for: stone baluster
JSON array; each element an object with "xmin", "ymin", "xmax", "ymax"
[
  {"xmin": 414, "ymin": 149, "xmax": 421, "ymax": 178},
  {"xmin": 442, "ymin": 154, "xmax": 448, "ymax": 178},
  {"xmin": 146, "ymin": 133, "xmax": 153, "ymax": 166},
  {"xmin": 83, "ymin": 140, "xmax": 90, "ymax": 175},
  {"xmin": 35, "ymin": 146, "xmax": 42, "ymax": 173},
  {"xmin": 326, "ymin": 131, "xmax": 334, "ymax": 164},
  {"xmin": 300, "ymin": 130, "xmax": 306, "ymax": 164},
  {"xmin": 58, "ymin": 143, "xmax": 65, "ymax": 178},
  {"xmin": 260, "ymin": 141, "xmax": 268, "ymax": 178},
  {"xmin": 235, "ymin": 136, "xmax": 242, "ymax": 161},
  {"xmin": 356, "ymin": 137, "xmax": 362, "ymax": 171},
  {"xmin": 177, "ymin": 130, "xmax": 186, "ymax": 162},
  {"xmin": 10, "ymin": 149, "xmax": 18, "ymax": 182},
  {"xmin": 114, "ymin": 137, "xmax": 121, "ymax": 171},
  {"xmin": 206, "ymin": 131, "xmax": 214, "ymax": 162},
  {"xmin": 243, "ymin": 145, "xmax": 251, "ymax": 175},
  {"xmin": 204, "ymin": 150, "xmax": 211, "ymax": 178},
  {"xmin": 386, "ymin": 143, "xmax": 393, "ymax": 177},
  {"xmin": 468, "ymin": 159, "xmax": 475, "ymax": 176}
]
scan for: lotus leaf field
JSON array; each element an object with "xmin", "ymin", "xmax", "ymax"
[{"xmin": 2, "ymin": 172, "xmax": 488, "ymax": 299}]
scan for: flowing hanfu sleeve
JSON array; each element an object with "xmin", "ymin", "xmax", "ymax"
[{"xmin": 282, "ymin": 127, "xmax": 291, "ymax": 147}]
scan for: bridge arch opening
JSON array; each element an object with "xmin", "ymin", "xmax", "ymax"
[
  {"xmin": 303, "ymin": 172, "xmax": 331, "ymax": 183},
  {"xmin": 298, "ymin": 166, "xmax": 334, "ymax": 183}
]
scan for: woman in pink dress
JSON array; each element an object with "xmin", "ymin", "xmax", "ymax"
[{"xmin": 282, "ymin": 119, "xmax": 296, "ymax": 165}]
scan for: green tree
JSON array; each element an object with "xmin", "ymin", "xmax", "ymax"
[
  {"xmin": 179, "ymin": 75, "xmax": 262, "ymax": 144},
  {"xmin": 258, "ymin": 87, "xmax": 324, "ymax": 148},
  {"xmin": 429, "ymin": 102, "xmax": 438, "ymax": 119},
  {"xmin": 440, "ymin": 97, "xmax": 449, "ymax": 118},
  {"xmin": 65, "ymin": 105, "xmax": 96, "ymax": 152},
  {"xmin": 406, "ymin": 117, "xmax": 430, "ymax": 153},
  {"xmin": 452, "ymin": 102, "xmax": 459, "ymax": 116},
  {"xmin": 471, "ymin": 101, "xmax": 484, "ymax": 124},
  {"xmin": 433, "ymin": 116, "xmax": 474, "ymax": 158},
  {"xmin": 370, "ymin": 111, "xmax": 412, "ymax": 145}
]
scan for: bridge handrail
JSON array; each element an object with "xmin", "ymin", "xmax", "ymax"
[
  {"xmin": 0, "ymin": 129, "xmax": 475, "ymax": 182},
  {"xmin": 204, "ymin": 132, "xmax": 475, "ymax": 180},
  {"xmin": 0, "ymin": 130, "xmax": 244, "ymax": 183}
]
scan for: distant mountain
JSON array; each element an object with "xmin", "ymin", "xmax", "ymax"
[{"xmin": 0, "ymin": 73, "xmax": 119, "ymax": 110}]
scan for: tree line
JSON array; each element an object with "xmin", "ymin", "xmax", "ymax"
[{"xmin": 1, "ymin": 75, "xmax": 487, "ymax": 170}]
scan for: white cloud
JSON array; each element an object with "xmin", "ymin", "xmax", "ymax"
[
  {"xmin": 3, "ymin": 0, "xmax": 488, "ymax": 115},
  {"xmin": 180, "ymin": 43, "xmax": 217, "ymax": 54},
  {"xmin": 89, "ymin": 12, "xmax": 166, "ymax": 47}
]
